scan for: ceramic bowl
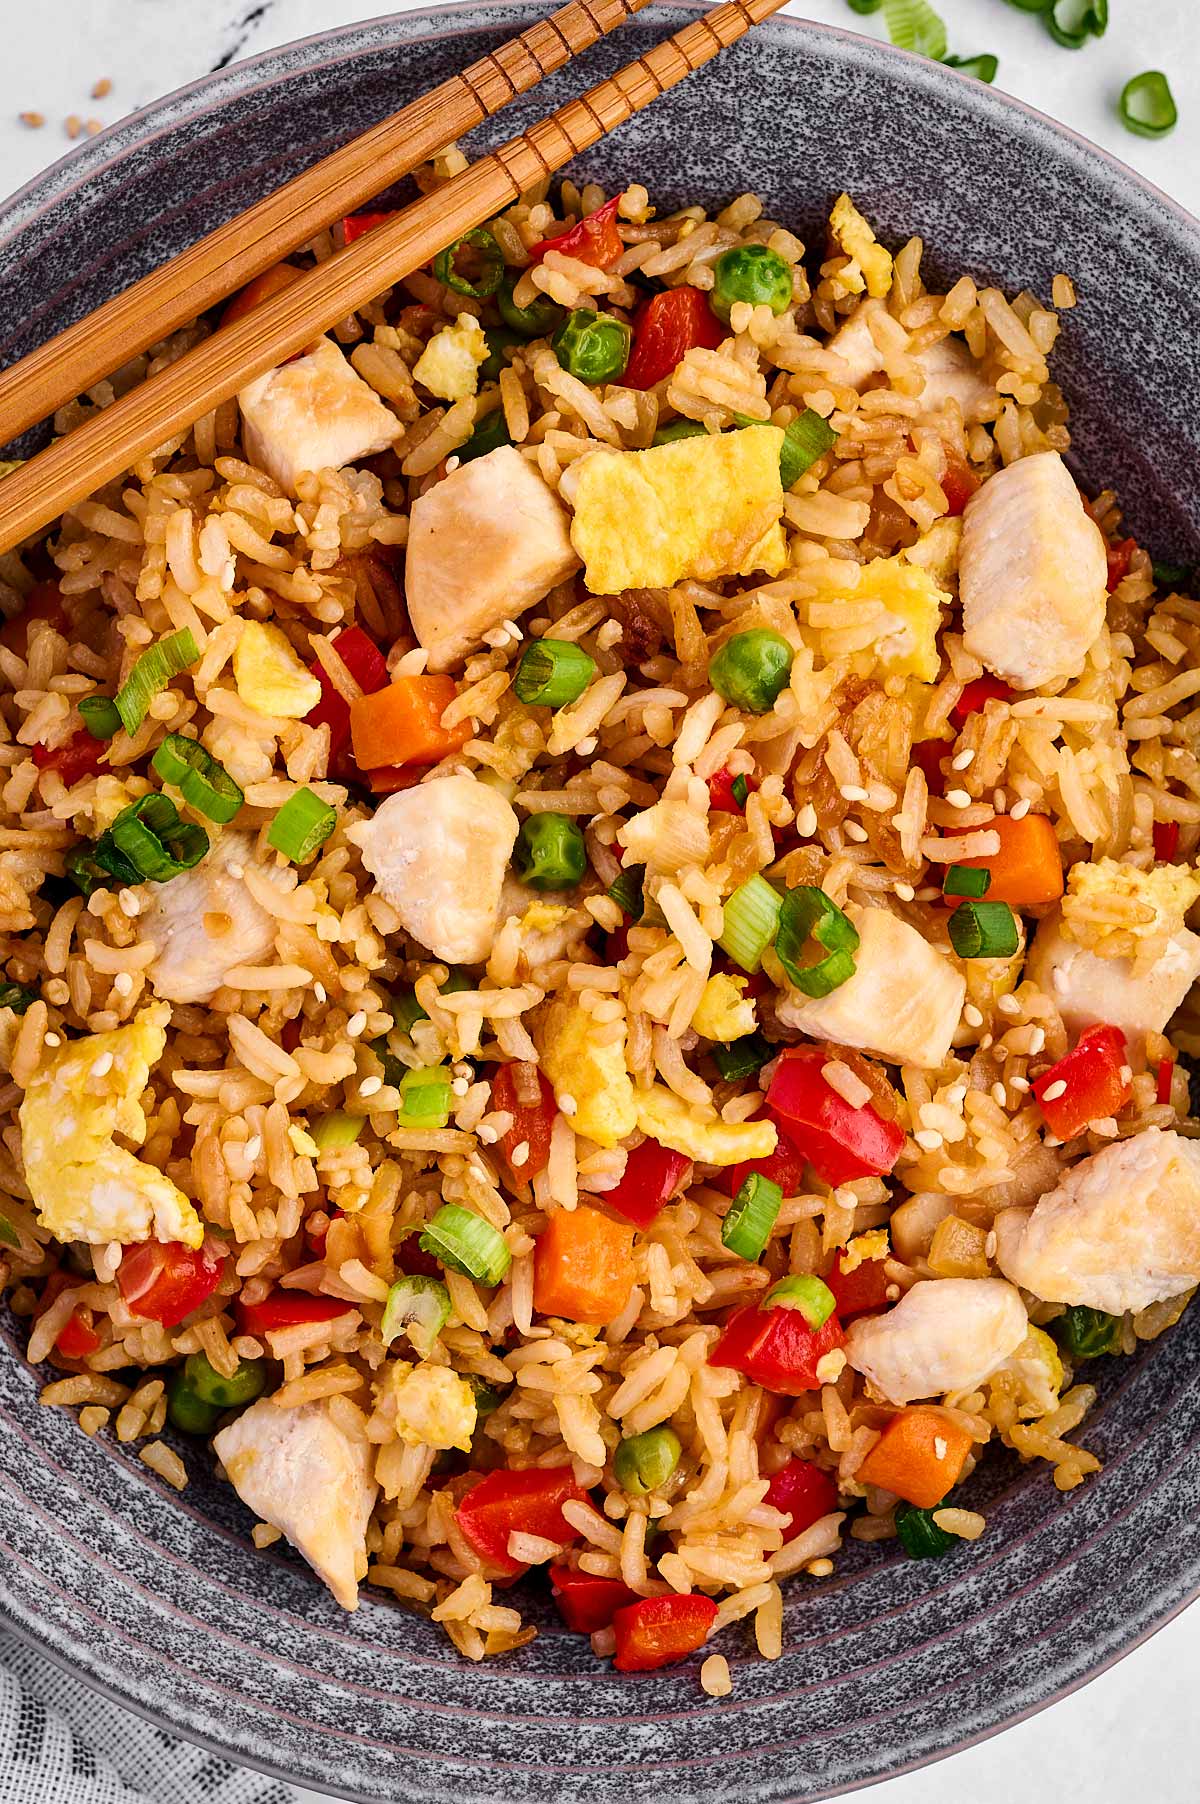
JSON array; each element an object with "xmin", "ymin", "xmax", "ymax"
[{"xmin": 2, "ymin": 7, "xmax": 1200, "ymax": 1800}]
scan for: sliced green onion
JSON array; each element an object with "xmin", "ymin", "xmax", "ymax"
[
  {"xmin": 1052, "ymin": 1304, "xmax": 1121, "ymax": 1360},
  {"xmin": 515, "ymin": 812, "xmax": 587, "ymax": 890},
  {"xmin": 722, "ymin": 1172, "xmax": 783, "ymax": 1260},
  {"xmin": 947, "ymin": 899, "xmax": 1019, "ymax": 959},
  {"xmin": 613, "ymin": 1426, "xmax": 681, "ymax": 1496},
  {"xmin": 846, "ymin": 0, "xmax": 884, "ymax": 10},
  {"xmin": 763, "ymin": 1273, "xmax": 836, "ymax": 1329},
  {"xmin": 268, "ymin": 787, "xmax": 336, "ymax": 863},
  {"xmin": 1120, "ymin": 70, "xmax": 1177, "ymax": 138},
  {"xmin": 310, "ymin": 1111, "xmax": 364, "ymax": 1151},
  {"xmin": 942, "ymin": 864, "xmax": 991, "ymax": 899},
  {"xmin": 608, "ymin": 865, "xmax": 645, "ymax": 919},
  {"xmin": 457, "ymin": 407, "xmax": 511, "ymax": 464},
  {"xmin": 380, "ymin": 1274, "xmax": 451, "ymax": 1358},
  {"xmin": 432, "ymin": 227, "xmax": 504, "ymax": 298},
  {"xmin": 730, "ymin": 773, "xmax": 750, "ymax": 808},
  {"xmin": 708, "ymin": 629, "xmax": 794, "ymax": 714},
  {"xmin": 480, "ymin": 326, "xmax": 522, "ymax": 384},
  {"xmin": 66, "ymin": 843, "xmax": 123, "ymax": 897},
  {"xmin": 1001, "ymin": 0, "xmax": 1051, "ymax": 10},
  {"xmin": 100, "ymin": 793, "xmax": 209, "ymax": 883},
  {"xmin": 895, "ymin": 1503, "xmax": 957, "ymax": 1559},
  {"xmin": 78, "ymin": 696, "xmax": 121, "ymax": 740},
  {"xmin": 718, "ymin": 873, "xmax": 783, "ymax": 973},
  {"xmin": 497, "ymin": 270, "xmax": 566, "ymax": 339},
  {"xmin": 1046, "ymin": 0, "xmax": 1105, "ymax": 46},
  {"xmin": 0, "ymin": 1213, "xmax": 20, "ymax": 1249},
  {"xmin": 942, "ymin": 52, "xmax": 998, "ymax": 82},
  {"xmin": 419, "ymin": 1202, "xmax": 512, "ymax": 1286},
  {"xmin": 184, "ymin": 1350, "xmax": 267, "ymax": 1409},
  {"xmin": 513, "ymin": 638, "xmax": 597, "ymax": 708},
  {"xmin": 389, "ymin": 970, "xmax": 471, "ymax": 1039},
  {"xmin": 151, "ymin": 733, "xmax": 244, "ymax": 824},
  {"xmin": 780, "ymin": 410, "xmax": 839, "ymax": 488},
  {"xmin": 651, "ymin": 419, "xmax": 708, "ymax": 446},
  {"xmin": 776, "ymin": 886, "xmax": 859, "ymax": 999},
  {"xmin": 882, "ymin": 0, "xmax": 948, "ymax": 59},
  {"xmin": 712, "ymin": 1031, "xmax": 773, "ymax": 1082},
  {"xmin": 0, "ymin": 982, "xmax": 38, "ymax": 1015},
  {"xmin": 1153, "ymin": 559, "xmax": 1190, "ymax": 589},
  {"xmin": 397, "ymin": 1064, "xmax": 453, "ymax": 1129},
  {"xmin": 114, "ymin": 629, "xmax": 199, "ymax": 736}
]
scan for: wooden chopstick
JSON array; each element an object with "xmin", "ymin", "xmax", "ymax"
[
  {"xmin": 0, "ymin": 0, "xmax": 784, "ymax": 557},
  {"xmin": 0, "ymin": 0, "xmax": 658, "ymax": 447}
]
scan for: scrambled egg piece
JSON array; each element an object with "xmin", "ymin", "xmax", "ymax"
[
  {"xmin": 634, "ymin": 1085, "xmax": 776, "ymax": 1167},
  {"xmin": 20, "ymin": 1005, "xmax": 202, "ymax": 1247},
  {"xmin": 804, "ymin": 554, "xmax": 947, "ymax": 683},
  {"xmin": 692, "ymin": 973, "xmax": 756, "ymax": 1042},
  {"xmin": 1063, "ymin": 857, "xmax": 1200, "ymax": 950},
  {"xmin": 904, "ymin": 517, "xmax": 962, "ymax": 587},
  {"xmin": 233, "ymin": 621, "xmax": 322, "ymax": 718},
  {"xmin": 412, "ymin": 314, "xmax": 489, "ymax": 403},
  {"xmin": 830, "ymin": 194, "xmax": 894, "ymax": 300},
  {"xmin": 570, "ymin": 426, "xmax": 787, "ymax": 595},
  {"xmin": 535, "ymin": 997, "xmax": 636, "ymax": 1149},
  {"xmin": 840, "ymin": 1229, "xmax": 889, "ymax": 1274},
  {"xmin": 1003, "ymin": 1325, "xmax": 1063, "ymax": 1418},
  {"xmin": 386, "ymin": 1361, "xmax": 476, "ymax": 1453}
]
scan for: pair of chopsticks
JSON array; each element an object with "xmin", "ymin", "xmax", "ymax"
[{"xmin": 0, "ymin": 0, "xmax": 785, "ymax": 557}]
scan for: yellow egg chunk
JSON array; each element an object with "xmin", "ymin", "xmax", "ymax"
[
  {"xmin": 19, "ymin": 1004, "xmax": 202, "ymax": 1247},
  {"xmin": 830, "ymin": 194, "xmax": 894, "ymax": 300},
  {"xmin": 535, "ymin": 997, "xmax": 636, "ymax": 1149},
  {"xmin": 570, "ymin": 425, "xmax": 788, "ymax": 595},
  {"xmin": 412, "ymin": 314, "xmax": 489, "ymax": 403},
  {"xmin": 233, "ymin": 620, "xmax": 323, "ymax": 718},
  {"xmin": 386, "ymin": 1362, "xmax": 477, "ymax": 1452},
  {"xmin": 691, "ymin": 973, "xmax": 756, "ymax": 1043},
  {"xmin": 634, "ymin": 1085, "xmax": 776, "ymax": 1167},
  {"xmin": 840, "ymin": 1229, "xmax": 889, "ymax": 1274},
  {"xmin": 805, "ymin": 554, "xmax": 948, "ymax": 683}
]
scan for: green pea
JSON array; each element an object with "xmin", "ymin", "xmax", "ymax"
[
  {"xmin": 497, "ymin": 270, "xmax": 566, "ymax": 339},
  {"xmin": 458, "ymin": 408, "xmax": 512, "ymax": 465},
  {"xmin": 514, "ymin": 812, "xmax": 587, "ymax": 890},
  {"xmin": 166, "ymin": 1369, "xmax": 221, "ymax": 1437},
  {"xmin": 184, "ymin": 1351, "xmax": 268, "ymax": 1409},
  {"xmin": 479, "ymin": 326, "xmax": 522, "ymax": 384},
  {"xmin": 708, "ymin": 629, "xmax": 794, "ymax": 714},
  {"xmin": 551, "ymin": 309, "xmax": 631, "ymax": 385},
  {"xmin": 711, "ymin": 244, "xmax": 794, "ymax": 324},
  {"xmin": 895, "ymin": 1503, "xmax": 957, "ymax": 1560},
  {"xmin": 613, "ymin": 1427, "xmax": 682, "ymax": 1496},
  {"xmin": 1053, "ymin": 1305, "xmax": 1122, "ymax": 1361}
]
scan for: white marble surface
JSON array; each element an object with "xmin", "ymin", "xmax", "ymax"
[{"xmin": 3, "ymin": 1, "xmax": 1200, "ymax": 1799}]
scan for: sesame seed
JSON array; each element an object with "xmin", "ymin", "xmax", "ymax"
[
  {"xmin": 895, "ymin": 881, "xmax": 915, "ymax": 902},
  {"xmin": 839, "ymin": 784, "xmax": 869, "ymax": 803},
  {"xmin": 1120, "ymin": 1065, "xmax": 1133, "ymax": 1085},
  {"xmin": 444, "ymin": 456, "xmax": 461, "ymax": 475},
  {"xmin": 885, "ymin": 1283, "xmax": 901, "ymax": 1301},
  {"xmin": 1010, "ymin": 1075, "xmax": 1030, "ymax": 1092},
  {"xmin": 359, "ymin": 1076, "xmax": 382, "ymax": 1098},
  {"xmin": 963, "ymin": 1003, "xmax": 984, "ymax": 1028},
  {"xmin": 1010, "ymin": 798, "xmax": 1031, "ymax": 821},
  {"xmin": 91, "ymin": 1052, "xmax": 114, "ymax": 1078},
  {"xmin": 243, "ymin": 1135, "xmax": 262, "ymax": 1161},
  {"xmin": 979, "ymin": 1033, "xmax": 994, "ymax": 1051},
  {"xmin": 843, "ymin": 820, "xmax": 868, "ymax": 842},
  {"xmin": 916, "ymin": 885, "xmax": 942, "ymax": 902},
  {"xmin": 576, "ymin": 735, "xmax": 598, "ymax": 756},
  {"xmin": 477, "ymin": 1124, "xmax": 499, "ymax": 1144},
  {"xmin": 1028, "ymin": 1026, "xmax": 1046, "ymax": 1054},
  {"xmin": 85, "ymin": 118, "xmax": 103, "ymax": 137},
  {"xmin": 118, "ymin": 889, "xmax": 140, "ymax": 917},
  {"xmin": 795, "ymin": 803, "xmax": 818, "ymax": 838},
  {"xmin": 65, "ymin": 114, "xmax": 82, "ymax": 138},
  {"xmin": 346, "ymin": 1010, "xmax": 367, "ymax": 1037},
  {"xmin": 1041, "ymin": 1078, "xmax": 1068, "ymax": 1101},
  {"xmin": 91, "ymin": 78, "xmax": 112, "ymax": 99},
  {"xmin": 997, "ymin": 994, "xmax": 1021, "ymax": 1017},
  {"xmin": 992, "ymin": 789, "xmax": 1007, "ymax": 812},
  {"xmin": 559, "ymin": 1093, "xmax": 578, "ymax": 1116},
  {"xmin": 806, "ymin": 1558, "xmax": 834, "ymax": 1578},
  {"xmin": 946, "ymin": 788, "xmax": 973, "ymax": 808},
  {"xmin": 451, "ymin": 1077, "xmax": 470, "ymax": 1096},
  {"xmin": 934, "ymin": 1437, "xmax": 948, "ymax": 1460},
  {"xmin": 985, "ymin": 1230, "xmax": 998, "ymax": 1258},
  {"xmin": 510, "ymin": 1140, "xmax": 530, "ymax": 1166},
  {"xmin": 314, "ymin": 982, "xmax": 327, "ymax": 1004},
  {"xmin": 19, "ymin": 111, "xmax": 45, "ymax": 129},
  {"xmin": 113, "ymin": 972, "xmax": 134, "ymax": 997},
  {"xmin": 915, "ymin": 1128, "xmax": 943, "ymax": 1150},
  {"xmin": 1045, "ymin": 1133, "xmax": 1062, "ymax": 1147},
  {"xmin": 951, "ymin": 749, "xmax": 975, "ymax": 770},
  {"xmin": 991, "ymin": 1082, "xmax": 1008, "ymax": 1107},
  {"xmin": 945, "ymin": 1084, "xmax": 968, "ymax": 1106},
  {"xmin": 44, "ymin": 1032, "xmax": 61, "ymax": 1048}
]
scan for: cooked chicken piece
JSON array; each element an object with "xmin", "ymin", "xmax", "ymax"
[
  {"xmin": 140, "ymin": 831, "xmax": 281, "ymax": 1005},
  {"xmin": 995, "ymin": 1127, "xmax": 1200, "ymax": 1314},
  {"xmin": 959, "ymin": 451, "xmax": 1107, "ymax": 689},
  {"xmin": 914, "ymin": 336, "xmax": 994, "ymax": 420},
  {"xmin": 845, "ymin": 1277, "xmax": 1028, "ymax": 1405},
  {"xmin": 827, "ymin": 299, "xmax": 888, "ymax": 389},
  {"xmin": 775, "ymin": 904, "xmax": 965, "ymax": 1069},
  {"xmin": 405, "ymin": 446, "xmax": 578, "ymax": 671},
  {"xmin": 214, "ymin": 1397, "xmax": 377, "ymax": 1611},
  {"xmin": 238, "ymin": 337, "xmax": 401, "ymax": 496},
  {"xmin": 348, "ymin": 773, "xmax": 518, "ymax": 965},
  {"xmin": 1027, "ymin": 911, "xmax": 1200, "ymax": 1070}
]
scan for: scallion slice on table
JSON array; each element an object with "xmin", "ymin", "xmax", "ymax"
[
  {"xmin": 419, "ymin": 1202, "xmax": 512, "ymax": 1286},
  {"xmin": 310, "ymin": 1111, "xmax": 364, "ymax": 1151},
  {"xmin": 432, "ymin": 227, "xmax": 505, "ymax": 298},
  {"xmin": 397, "ymin": 1065, "xmax": 453, "ymax": 1130},
  {"xmin": 99, "ymin": 794, "xmax": 208, "ymax": 883},
  {"xmin": 763, "ymin": 1273, "xmax": 837, "ymax": 1329},
  {"xmin": 114, "ymin": 629, "xmax": 199, "ymax": 735},
  {"xmin": 1046, "ymin": 0, "xmax": 1106, "ymax": 46},
  {"xmin": 846, "ymin": 0, "xmax": 883, "ymax": 11},
  {"xmin": 881, "ymin": 0, "xmax": 947, "ymax": 59},
  {"xmin": 380, "ymin": 1274, "xmax": 451, "ymax": 1358},
  {"xmin": 942, "ymin": 52, "xmax": 999, "ymax": 82},
  {"xmin": 152, "ymin": 733, "xmax": 244, "ymax": 823},
  {"xmin": 712, "ymin": 1031, "xmax": 772, "ymax": 1082},
  {"xmin": 1000, "ymin": 0, "xmax": 1051, "ymax": 11},
  {"xmin": 78, "ymin": 696, "xmax": 121, "ymax": 740},
  {"xmin": 1120, "ymin": 71, "xmax": 1178, "ymax": 138},
  {"xmin": 513, "ymin": 638, "xmax": 597, "ymax": 708},
  {"xmin": 268, "ymin": 787, "xmax": 336, "ymax": 863},
  {"xmin": 722, "ymin": 1171, "xmax": 783, "ymax": 1260},
  {"xmin": 947, "ymin": 899, "xmax": 1019, "ymax": 959},
  {"xmin": 775, "ymin": 886, "xmax": 860, "ymax": 998},
  {"xmin": 718, "ymin": 873, "xmax": 783, "ymax": 973},
  {"xmin": 942, "ymin": 863, "xmax": 991, "ymax": 899},
  {"xmin": 779, "ymin": 410, "xmax": 839, "ymax": 488}
]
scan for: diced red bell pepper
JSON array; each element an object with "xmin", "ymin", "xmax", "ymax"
[
  {"xmin": 528, "ymin": 195, "xmax": 623, "ymax": 271},
  {"xmin": 952, "ymin": 675, "xmax": 1013, "ymax": 724},
  {"xmin": 1157, "ymin": 1057, "xmax": 1176, "ymax": 1107},
  {"xmin": 724, "ymin": 1116, "xmax": 810, "ymax": 1202},
  {"xmin": 236, "ymin": 1291, "xmax": 356, "ymax": 1337},
  {"xmin": 396, "ymin": 1234, "xmax": 445, "ymax": 1280},
  {"xmin": 342, "ymin": 210, "xmax": 399, "ymax": 244},
  {"xmin": 0, "ymin": 579, "xmax": 70, "ymax": 656},
  {"xmin": 707, "ymin": 766, "xmax": 758, "ymax": 815},
  {"xmin": 766, "ymin": 1049, "xmax": 904, "ymax": 1188},
  {"xmin": 912, "ymin": 739, "xmax": 948, "ymax": 796},
  {"xmin": 303, "ymin": 624, "xmax": 388, "ymax": 773},
  {"xmin": 491, "ymin": 1062, "xmax": 557, "ymax": 1184},
  {"xmin": 36, "ymin": 1272, "xmax": 101, "ymax": 1360},
  {"xmin": 710, "ymin": 1300, "xmax": 845, "ymax": 1396},
  {"xmin": 549, "ymin": 1565, "xmax": 638, "ymax": 1633},
  {"xmin": 456, "ymin": 1466, "xmax": 589, "ymax": 1575},
  {"xmin": 826, "ymin": 1247, "xmax": 891, "ymax": 1319},
  {"xmin": 763, "ymin": 1458, "xmax": 838, "ymax": 1542},
  {"xmin": 32, "ymin": 727, "xmax": 105, "ymax": 787},
  {"xmin": 117, "ymin": 1241, "xmax": 226, "ymax": 1329},
  {"xmin": 623, "ymin": 285, "xmax": 725, "ymax": 390},
  {"xmin": 604, "ymin": 1137, "xmax": 691, "ymax": 1229},
  {"xmin": 365, "ymin": 764, "xmax": 424, "ymax": 796},
  {"xmin": 1032, "ymin": 1023, "xmax": 1130, "ymax": 1140},
  {"xmin": 304, "ymin": 1206, "xmax": 343, "ymax": 1259},
  {"xmin": 940, "ymin": 458, "xmax": 979, "ymax": 517},
  {"xmin": 611, "ymin": 1593, "xmax": 718, "ymax": 1672},
  {"xmin": 1106, "ymin": 537, "xmax": 1137, "ymax": 592},
  {"xmin": 1153, "ymin": 820, "xmax": 1180, "ymax": 863}
]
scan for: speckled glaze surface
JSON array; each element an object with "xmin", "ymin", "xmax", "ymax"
[{"xmin": 1, "ymin": 7, "xmax": 1200, "ymax": 1800}]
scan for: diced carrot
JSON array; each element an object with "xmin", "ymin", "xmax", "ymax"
[
  {"xmin": 349, "ymin": 675, "xmax": 470, "ymax": 771},
  {"xmin": 956, "ymin": 811, "xmax": 1063, "ymax": 907},
  {"xmin": 221, "ymin": 261, "xmax": 304, "ymax": 327},
  {"xmin": 856, "ymin": 1407, "xmax": 974, "ymax": 1508},
  {"xmin": 533, "ymin": 1204, "xmax": 635, "ymax": 1325}
]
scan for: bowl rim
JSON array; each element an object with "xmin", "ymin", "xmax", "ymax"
[{"xmin": 1, "ymin": 6, "xmax": 1199, "ymax": 1799}]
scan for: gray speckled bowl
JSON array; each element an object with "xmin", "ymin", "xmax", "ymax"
[{"xmin": 2, "ymin": 7, "xmax": 1200, "ymax": 1800}]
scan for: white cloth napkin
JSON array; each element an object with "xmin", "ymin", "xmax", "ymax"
[{"xmin": 0, "ymin": 1629, "xmax": 293, "ymax": 1804}]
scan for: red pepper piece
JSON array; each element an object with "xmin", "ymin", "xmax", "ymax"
[
  {"xmin": 396, "ymin": 1234, "xmax": 444, "ymax": 1280},
  {"xmin": 763, "ymin": 1458, "xmax": 838, "ymax": 1542},
  {"xmin": 611, "ymin": 1593, "xmax": 718, "ymax": 1671},
  {"xmin": 36, "ymin": 1272, "xmax": 101, "ymax": 1360},
  {"xmin": 303, "ymin": 625, "xmax": 388, "ymax": 770},
  {"xmin": 940, "ymin": 458, "xmax": 979, "ymax": 517},
  {"xmin": 342, "ymin": 211, "xmax": 399, "ymax": 244},
  {"xmin": 32, "ymin": 727, "xmax": 105, "ymax": 787},
  {"xmin": 456, "ymin": 1466, "xmax": 589, "ymax": 1575},
  {"xmin": 952, "ymin": 674, "xmax": 1013, "ymax": 723},
  {"xmin": 1106, "ymin": 537, "xmax": 1137, "ymax": 592},
  {"xmin": 707, "ymin": 766, "xmax": 758, "ymax": 815},
  {"xmin": 1153, "ymin": 821, "xmax": 1180, "ymax": 863},
  {"xmin": 1031, "ymin": 1023, "xmax": 1130, "ymax": 1140},
  {"xmin": 549, "ymin": 1565, "xmax": 638, "ymax": 1633},
  {"xmin": 766, "ymin": 1049, "xmax": 904, "ymax": 1187},
  {"xmin": 826, "ymin": 1247, "xmax": 891, "ymax": 1319},
  {"xmin": 623, "ymin": 285, "xmax": 725, "ymax": 390},
  {"xmin": 528, "ymin": 195, "xmax": 623, "ymax": 271},
  {"xmin": 710, "ymin": 1300, "xmax": 845, "ymax": 1396},
  {"xmin": 724, "ymin": 1116, "xmax": 810, "ymax": 1202},
  {"xmin": 0, "ymin": 579, "xmax": 71, "ymax": 656},
  {"xmin": 604, "ymin": 1136, "xmax": 692, "ymax": 1229},
  {"xmin": 236, "ymin": 1291, "xmax": 356, "ymax": 1337},
  {"xmin": 365, "ymin": 764, "xmax": 424, "ymax": 796},
  {"xmin": 1157, "ymin": 1058, "xmax": 1176, "ymax": 1107},
  {"xmin": 491, "ymin": 1062, "xmax": 557, "ymax": 1184},
  {"xmin": 117, "ymin": 1241, "xmax": 226, "ymax": 1329},
  {"xmin": 912, "ymin": 739, "xmax": 949, "ymax": 796}
]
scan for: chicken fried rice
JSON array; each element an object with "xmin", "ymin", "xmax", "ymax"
[{"xmin": 2, "ymin": 163, "xmax": 1199, "ymax": 1683}]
